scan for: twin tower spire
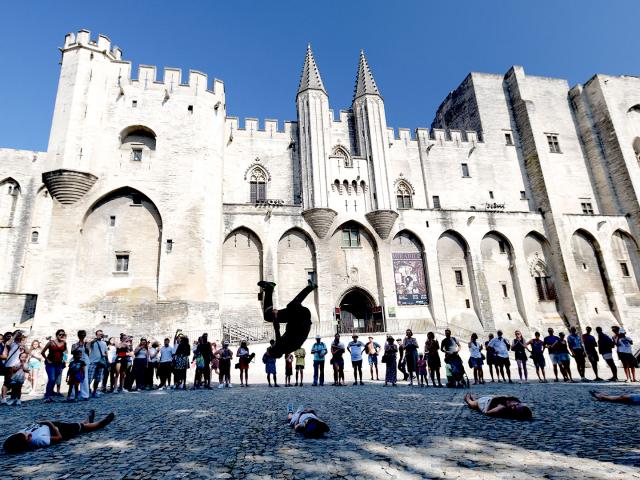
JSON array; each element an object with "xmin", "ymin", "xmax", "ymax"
[{"xmin": 297, "ymin": 44, "xmax": 380, "ymax": 100}]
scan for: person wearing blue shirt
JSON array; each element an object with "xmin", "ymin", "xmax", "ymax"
[
  {"xmin": 310, "ymin": 336, "xmax": 327, "ymax": 386},
  {"xmin": 543, "ymin": 328, "xmax": 562, "ymax": 382},
  {"xmin": 567, "ymin": 326, "xmax": 587, "ymax": 381}
]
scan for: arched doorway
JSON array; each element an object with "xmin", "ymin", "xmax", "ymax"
[{"xmin": 338, "ymin": 288, "xmax": 381, "ymax": 334}]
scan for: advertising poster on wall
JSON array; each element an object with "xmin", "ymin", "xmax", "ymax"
[{"xmin": 392, "ymin": 252, "xmax": 428, "ymax": 305}]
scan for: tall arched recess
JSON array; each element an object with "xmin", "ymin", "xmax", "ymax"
[
  {"xmin": 571, "ymin": 229, "xmax": 617, "ymax": 324},
  {"xmin": 222, "ymin": 228, "xmax": 264, "ymax": 326},
  {"xmin": 277, "ymin": 229, "xmax": 318, "ymax": 323},
  {"xmin": 523, "ymin": 232, "xmax": 562, "ymax": 324},
  {"xmin": 436, "ymin": 230, "xmax": 482, "ymax": 332},
  {"xmin": 75, "ymin": 187, "xmax": 163, "ymax": 306},
  {"xmin": 480, "ymin": 231, "xmax": 527, "ymax": 332},
  {"xmin": 611, "ymin": 230, "xmax": 640, "ymax": 306}
]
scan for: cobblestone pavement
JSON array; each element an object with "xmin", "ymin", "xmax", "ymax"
[{"xmin": 1, "ymin": 378, "xmax": 639, "ymax": 480}]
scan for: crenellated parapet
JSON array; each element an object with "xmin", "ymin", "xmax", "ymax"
[
  {"xmin": 225, "ymin": 117, "xmax": 298, "ymax": 141},
  {"xmin": 386, "ymin": 126, "xmax": 484, "ymax": 149},
  {"xmin": 61, "ymin": 30, "xmax": 225, "ymax": 97}
]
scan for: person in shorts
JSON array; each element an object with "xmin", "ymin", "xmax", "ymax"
[
  {"xmin": 596, "ymin": 326, "xmax": 618, "ymax": 381},
  {"xmin": 590, "ymin": 390, "xmax": 640, "ymax": 405},
  {"xmin": 364, "ymin": 337, "xmax": 380, "ymax": 381},
  {"xmin": 543, "ymin": 328, "xmax": 562, "ymax": 382},
  {"xmin": 286, "ymin": 403, "xmax": 330, "ymax": 438},
  {"xmin": 294, "ymin": 346, "xmax": 305, "ymax": 386},
  {"xmin": 582, "ymin": 326, "xmax": 602, "ymax": 381},
  {"xmin": 526, "ymin": 331, "xmax": 547, "ymax": 382},
  {"xmin": 485, "ymin": 333, "xmax": 497, "ymax": 382},
  {"xmin": 464, "ymin": 393, "xmax": 532, "ymax": 420},
  {"xmin": 285, "ymin": 353, "xmax": 294, "ymax": 387},
  {"xmin": 488, "ymin": 331, "xmax": 512, "ymax": 383},
  {"xmin": 347, "ymin": 334, "xmax": 365, "ymax": 385},
  {"xmin": 612, "ymin": 327, "xmax": 636, "ymax": 383},
  {"xmin": 3, "ymin": 410, "xmax": 115, "ymax": 453}
]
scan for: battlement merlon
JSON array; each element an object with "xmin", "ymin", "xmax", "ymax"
[
  {"xmin": 385, "ymin": 126, "xmax": 483, "ymax": 146},
  {"xmin": 225, "ymin": 117, "xmax": 298, "ymax": 139},
  {"xmin": 61, "ymin": 30, "xmax": 225, "ymax": 96}
]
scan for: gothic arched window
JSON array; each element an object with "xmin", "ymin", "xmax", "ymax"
[
  {"xmin": 249, "ymin": 167, "xmax": 267, "ymax": 203},
  {"xmin": 395, "ymin": 181, "xmax": 413, "ymax": 209},
  {"xmin": 333, "ymin": 146, "xmax": 352, "ymax": 168}
]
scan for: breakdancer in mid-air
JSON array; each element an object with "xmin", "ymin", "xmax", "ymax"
[{"xmin": 258, "ymin": 280, "xmax": 317, "ymax": 357}]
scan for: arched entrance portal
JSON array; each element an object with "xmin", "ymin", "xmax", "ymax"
[{"xmin": 338, "ymin": 289, "xmax": 382, "ymax": 333}]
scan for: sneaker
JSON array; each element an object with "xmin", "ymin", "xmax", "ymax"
[
  {"xmin": 218, "ymin": 384, "xmax": 224, "ymax": 389},
  {"xmin": 227, "ymin": 383, "xmax": 233, "ymax": 388},
  {"xmin": 0, "ymin": 398, "xmax": 7, "ymax": 405},
  {"xmin": 360, "ymin": 382, "xmax": 364, "ymax": 385},
  {"xmin": 14, "ymin": 400, "xmax": 21, "ymax": 406},
  {"xmin": 6, "ymin": 400, "xmax": 15, "ymax": 406},
  {"xmin": 353, "ymin": 382, "xmax": 358, "ymax": 386},
  {"xmin": 287, "ymin": 403, "xmax": 294, "ymax": 414},
  {"xmin": 44, "ymin": 398, "xmax": 54, "ymax": 403}
]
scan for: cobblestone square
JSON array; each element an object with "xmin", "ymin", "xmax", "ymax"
[{"xmin": 1, "ymin": 380, "xmax": 638, "ymax": 479}]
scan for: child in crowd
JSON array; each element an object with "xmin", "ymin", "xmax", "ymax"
[
  {"xmin": 7, "ymin": 352, "xmax": 30, "ymax": 406},
  {"xmin": 285, "ymin": 353, "xmax": 294, "ymax": 387},
  {"xmin": 294, "ymin": 346, "xmax": 305, "ymax": 386},
  {"xmin": 263, "ymin": 347, "xmax": 278, "ymax": 387},
  {"xmin": 417, "ymin": 353, "xmax": 428, "ymax": 387},
  {"xmin": 66, "ymin": 350, "xmax": 86, "ymax": 402}
]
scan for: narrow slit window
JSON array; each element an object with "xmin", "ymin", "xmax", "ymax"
[
  {"xmin": 621, "ymin": 262, "xmax": 630, "ymax": 277},
  {"xmin": 109, "ymin": 216, "xmax": 116, "ymax": 226},
  {"xmin": 132, "ymin": 148, "xmax": 143, "ymax": 162},
  {"xmin": 520, "ymin": 191, "xmax": 527, "ymax": 200},
  {"xmin": 505, "ymin": 132, "xmax": 513, "ymax": 145},
  {"xmin": 432, "ymin": 196, "xmax": 441, "ymax": 209},
  {"xmin": 501, "ymin": 283, "xmax": 508, "ymax": 297},
  {"xmin": 489, "ymin": 191, "xmax": 494, "ymax": 199},
  {"xmin": 465, "ymin": 299, "xmax": 471, "ymax": 309},
  {"xmin": 454, "ymin": 269, "xmax": 464, "ymax": 286},
  {"xmin": 461, "ymin": 163, "xmax": 470, "ymax": 177}
]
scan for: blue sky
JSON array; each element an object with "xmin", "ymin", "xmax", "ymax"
[{"xmin": 1, "ymin": 0, "xmax": 639, "ymax": 151}]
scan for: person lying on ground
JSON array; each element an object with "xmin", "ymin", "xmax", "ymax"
[
  {"xmin": 464, "ymin": 393, "xmax": 532, "ymax": 420},
  {"xmin": 258, "ymin": 280, "xmax": 317, "ymax": 357},
  {"xmin": 2, "ymin": 410, "xmax": 115, "ymax": 453},
  {"xmin": 590, "ymin": 390, "xmax": 640, "ymax": 405},
  {"xmin": 286, "ymin": 403, "xmax": 330, "ymax": 438}
]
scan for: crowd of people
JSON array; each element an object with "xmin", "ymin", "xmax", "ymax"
[{"xmin": 0, "ymin": 323, "xmax": 637, "ymax": 406}]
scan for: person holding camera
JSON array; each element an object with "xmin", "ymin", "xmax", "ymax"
[{"xmin": 88, "ymin": 330, "xmax": 108, "ymax": 398}]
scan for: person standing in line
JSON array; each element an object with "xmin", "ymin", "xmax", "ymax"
[
  {"xmin": 236, "ymin": 340, "xmax": 252, "ymax": 387},
  {"xmin": 551, "ymin": 332, "xmax": 573, "ymax": 382},
  {"xmin": 612, "ymin": 327, "xmax": 636, "ymax": 383},
  {"xmin": 132, "ymin": 338, "xmax": 149, "ymax": 391},
  {"xmin": 27, "ymin": 340, "xmax": 43, "ymax": 395},
  {"xmin": 158, "ymin": 338, "xmax": 174, "ymax": 389},
  {"xmin": 172, "ymin": 336, "xmax": 191, "ymax": 390},
  {"xmin": 567, "ymin": 326, "xmax": 588, "ymax": 381},
  {"xmin": 40, "ymin": 330, "xmax": 67, "ymax": 403},
  {"xmin": 485, "ymin": 333, "xmax": 497, "ymax": 382},
  {"xmin": 211, "ymin": 341, "xmax": 220, "ymax": 376},
  {"xmin": 383, "ymin": 336, "xmax": 398, "ymax": 387},
  {"xmin": 488, "ymin": 331, "xmax": 512, "ymax": 383},
  {"xmin": 347, "ymin": 334, "xmax": 365, "ymax": 386},
  {"xmin": 113, "ymin": 334, "xmax": 131, "ymax": 393},
  {"xmin": 293, "ymin": 346, "xmax": 306, "ymax": 386},
  {"xmin": 104, "ymin": 337, "xmax": 117, "ymax": 393},
  {"xmin": 263, "ymin": 347, "xmax": 278, "ymax": 387},
  {"xmin": 396, "ymin": 338, "xmax": 408, "ymax": 381},
  {"xmin": 417, "ymin": 353, "xmax": 428, "ymax": 386},
  {"xmin": 543, "ymin": 328, "xmax": 562, "ymax": 382},
  {"xmin": 7, "ymin": 352, "xmax": 30, "ymax": 406},
  {"xmin": 147, "ymin": 340, "xmax": 160, "ymax": 389},
  {"xmin": 87, "ymin": 330, "xmax": 108, "ymax": 398},
  {"xmin": 512, "ymin": 331, "xmax": 528, "ymax": 384},
  {"xmin": 1, "ymin": 331, "xmax": 25, "ymax": 404},
  {"xmin": 582, "ymin": 326, "xmax": 602, "ymax": 381},
  {"xmin": 364, "ymin": 336, "xmax": 381, "ymax": 381},
  {"xmin": 71, "ymin": 331, "xmax": 91, "ymax": 400},
  {"xmin": 526, "ymin": 332, "xmax": 547, "ymax": 382},
  {"xmin": 330, "ymin": 334, "xmax": 346, "ymax": 386},
  {"xmin": 595, "ymin": 327, "xmax": 618, "ymax": 381},
  {"xmin": 403, "ymin": 330, "xmax": 419, "ymax": 386},
  {"xmin": 425, "ymin": 332, "xmax": 443, "ymax": 387},
  {"xmin": 216, "ymin": 340, "xmax": 233, "ymax": 388},
  {"xmin": 468, "ymin": 333, "xmax": 484, "ymax": 385},
  {"xmin": 311, "ymin": 336, "xmax": 327, "ymax": 386},
  {"xmin": 285, "ymin": 353, "xmax": 294, "ymax": 387}
]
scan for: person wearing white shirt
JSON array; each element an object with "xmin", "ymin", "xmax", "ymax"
[
  {"xmin": 347, "ymin": 335, "xmax": 365, "ymax": 386},
  {"xmin": 488, "ymin": 331, "xmax": 513, "ymax": 383},
  {"xmin": 158, "ymin": 338, "xmax": 174, "ymax": 389},
  {"xmin": 2, "ymin": 411, "xmax": 115, "ymax": 453},
  {"xmin": 88, "ymin": 330, "xmax": 108, "ymax": 398}
]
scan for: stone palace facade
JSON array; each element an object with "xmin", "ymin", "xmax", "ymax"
[{"xmin": 2, "ymin": 29, "xmax": 640, "ymax": 339}]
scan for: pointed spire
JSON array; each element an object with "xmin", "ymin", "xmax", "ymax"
[
  {"xmin": 297, "ymin": 44, "xmax": 326, "ymax": 95},
  {"xmin": 353, "ymin": 50, "xmax": 381, "ymax": 101}
]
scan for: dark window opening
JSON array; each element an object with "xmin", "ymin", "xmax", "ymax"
[
  {"xmin": 547, "ymin": 134, "xmax": 561, "ymax": 153},
  {"xmin": 505, "ymin": 132, "xmax": 513, "ymax": 145},
  {"xmin": 131, "ymin": 195, "xmax": 142, "ymax": 206},
  {"xmin": 132, "ymin": 148, "xmax": 143, "ymax": 162},
  {"xmin": 455, "ymin": 269, "xmax": 463, "ymax": 286},
  {"xmin": 109, "ymin": 215, "xmax": 116, "ymax": 226},
  {"xmin": 188, "ymin": 105, "xmax": 194, "ymax": 113},
  {"xmin": 507, "ymin": 313, "xmax": 512, "ymax": 320},
  {"xmin": 115, "ymin": 254, "xmax": 129, "ymax": 272},
  {"xmin": 520, "ymin": 191, "xmax": 527, "ymax": 200},
  {"xmin": 535, "ymin": 276, "xmax": 556, "ymax": 301},
  {"xmin": 621, "ymin": 262, "xmax": 630, "ymax": 277},
  {"xmin": 489, "ymin": 191, "xmax": 494, "ymax": 199},
  {"xmin": 581, "ymin": 202, "xmax": 594, "ymax": 215},
  {"xmin": 465, "ymin": 299, "xmax": 471, "ymax": 309},
  {"xmin": 132, "ymin": 100, "xmax": 138, "ymax": 108},
  {"xmin": 498, "ymin": 240, "xmax": 506, "ymax": 254},
  {"xmin": 342, "ymin": 228, "xmax": 360, "ymax": 248},
  {"xmin": 461, "ymin": 163, "xmax": 470, "ymax": 177},
  {"xmin": 432, "ymin": 196, "xmax": 441, "ymax": 209},
  {"xmin": 250, "ymin": 181, "xmax": 266, "ymax": 203},
  {"xmin": 501, "ymin": 283, "xmax": 508, "ymax": 297},
  {"xmin": 31, "ymin": 231, "xmax": 39, "ymax": 243}
]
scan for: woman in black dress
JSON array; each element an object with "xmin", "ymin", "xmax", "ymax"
[{"xmin": 425, "ymin": 332, "xmax": 442, "ymax": 387}]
